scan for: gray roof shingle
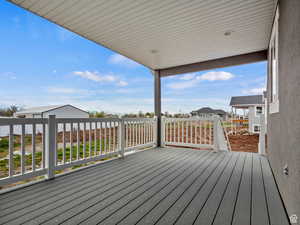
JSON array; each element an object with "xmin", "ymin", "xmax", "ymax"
[{"xmin": 229, "ymin": 95, "xmax": 263, "ymax": 106}]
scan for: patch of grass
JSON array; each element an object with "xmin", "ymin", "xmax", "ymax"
[{"xmin": 0, "ymin": 138, "xmax": 116, "ymax": 179}]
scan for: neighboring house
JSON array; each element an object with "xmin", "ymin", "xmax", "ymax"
[
  {"xmin": 191, "ymin": 107, "xmax": 228, "ymax": 120},
  {"xmin": 14, "ymin": 105, "xmax": 89, "ymax": 118},
  {"xmin": 229, "ymin": 95, "xmax": 264, "ymax": 133}
]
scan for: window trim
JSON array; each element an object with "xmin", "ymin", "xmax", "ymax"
[
  {"xmin": 253, "ymin": 124, "xmax": 261, "ymax": 133},
  {"xmin": 269, "ymin": 6, "xmax": 279, "ymax": 114},
  {"xmin": 255, "ymin": 106, "xmax": 263, "ymax": 117}
]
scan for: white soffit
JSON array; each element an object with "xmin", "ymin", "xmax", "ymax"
[{"xmin": 10, "ymin": 0, "xmax": 275, "ymax": 70}]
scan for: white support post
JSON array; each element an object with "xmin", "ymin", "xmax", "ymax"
[
  {"xmin": 118, "ymin": 118, "xmax": 125, "ymax": 158},
  {"xmin": 45, "ymin": 115, "xmax": 56, "ymax": 179},
  {"xmin": 154, "ymin": 70, "xmax": 161, "ymax": 147},
  {"xmin": 161, "ymin": 116, "xmax": 165, "ymax": 147},
  {"xmin": 213, "ymin": 116, "xmax": 219, "ymax": 152},
  {"xmin": 258, "ymin": 115, "xmax": 266, "ymax": 155}
]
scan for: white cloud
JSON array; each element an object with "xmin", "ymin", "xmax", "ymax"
[
  {"xmin": 73, "ymin": 71, "xmax": 127, "ymax": 86},
  {"xmin": 108, "ymin": 54, "xmax": 140, "ymax": 67},
  {"xmin": 197, "ymin": 71, "xmax": 234, "ymax": 81},
  {"xmin": 167, "ymin": 80, "xmax": 199, "ymax": 90},
  {"xmin": 46, "ymin": 87, "xmax": 78, "ymax": 94},
  {"xmin": 117, "ymin": 80, "xmax": 128, "ymax": 87},
  {"xmin": 167, "ymin": 71, "xmax": 234, "ymax": 90},
  {"xmin": 179, "ymin": 73, "xmax": 196, "ymax": 80},
  {"xmin": 242, "ymin": 87, "xmax": 265, "ymax": 95}
]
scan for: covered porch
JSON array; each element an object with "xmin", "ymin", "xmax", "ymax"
[{"xmin": 1, "ymin": 0, "xmax": 296, "ymax": 224}]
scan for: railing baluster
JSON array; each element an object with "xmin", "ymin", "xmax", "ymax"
[
  {"xmin": 55, "ymin": 123, "xmax": 58, "ymax": 165},
  {"xmin": 195, "ymin": 120, "xmax": 197, "ymax": 145},
  {"xmin": 112, "ymin": 121, "xmax": 115, "ymax": 152},
  {"xmin": 21, "ymin": 124, "xmax": 25, "ymax": 174},
  {"xmin": 108, "ymin": 121, "xmax": 111, "ymax": 152},
  {"xmin": 32, "ymin": 123, "xmax": 36, "ymax": 171},
  {"xmin": 125, "ymin": 122, "xmax": 128, "ymax": 148},
  {"xmin": 89, "ymin": 122, "xmax": 92, "ymax": 157},
  {"xmin": 70, "ymin": 123, "xmax": 73, "ymax": 161},
  {"xmin": 200, "ymin": 121, "xmax": 202, "ymax": 145},
  {"xmin": 99, "ymin": 122, "xmax": 102, "ymax": 155},
  {"xmin": 8, "ymin": 124, "xmax": 14, "ymax": 177},
  {"xmin": 63, "ymin": 123, "xmax": 66, "ymax": 163},
  {"xmin": 94, "ymin": 122, "xmax": 97, "ymax": 156},
  {"xmin": 42, "ymin": 123, "xmax": 46, "ymax": 168},
  {"xmin": 77, "ymin": 122, "xmax": 80, "ymax": 160},
  {"xmin": 83, "ymin": 122, "xmax": 86, "ymax": 159}
]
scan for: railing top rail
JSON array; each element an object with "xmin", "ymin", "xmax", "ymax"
[
  {"xmin": 55, "ymin": 117, "xmax": 121, "ymax": 123},
  {"xmin": 163, "ymin": 116, "xmax": 215, "ymax": 122},
  {"xmin": 123, "ymin": 117, "xmax": 156, "ymax": 122},
  {"xmin": 0, "ymin": 118, "xmax": 48, "ymax": 126}
]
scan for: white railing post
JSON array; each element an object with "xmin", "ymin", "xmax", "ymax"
[
  {"xmin": 118, "ymin": 118, "xmax": 125, "ymax": 158},
  {"xmin": 45, "ymin": 115, "xmax": 56, "ymax": 179},
  {"xmin": 258, "ymin": 115, "xmax": 266, "ymax": 155},
  {"xmin": 213, "ymin": 115, "xmax": 219, "ymax": 152},
  {"xmin": 161, "ymin": 116, "xmax": 165, "ymax": 147},
  {"xmin": 153, "ymin": 116, "xmax": 158, "ymax": 147}
]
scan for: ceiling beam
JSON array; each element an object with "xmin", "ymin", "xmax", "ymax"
[{"xmin": 159, "ymin": 50, "xmax": 268, "ymax": 77}]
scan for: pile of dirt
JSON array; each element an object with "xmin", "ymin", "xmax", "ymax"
[{"xmin": 228, "ymin": 134, "xmax": 259, "ymax": 153}]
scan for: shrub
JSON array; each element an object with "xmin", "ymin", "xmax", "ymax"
[{"xmin": 0, "ymin": 138, "xmax": 9, "ymax": 149}]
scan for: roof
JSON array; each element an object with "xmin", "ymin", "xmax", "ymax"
[
  {"xmin": 230, "ymin": 95, "xmax": 263, "ymax": 106},
  {"xmin": 192, "ymin": 107, "xmax": 227, "ymax": 115},
  {"xmin": 15, "ymin": 105, "xmax": 88, "ymax": 115},
  {"xmin": 9, "ymin": 0, "xmax": 275, "ymax": 70}
]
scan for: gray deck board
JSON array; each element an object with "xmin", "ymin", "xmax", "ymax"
[
  {"xmin": 231, "ymin": 153, "xmax": 253, "ymax": 225},
  {"xmin": 0, "ymin": 147, "xmax": 289, "ymax": 225},
  {"xmin": 212, "ymin": 152, "xmax": 246, "ymax": 225},
  {"xmin": 261, "ymin": 157, "xmax": 290, "ymax": 225},
  {"xmin": 251, "ymin": 155, "xmax": 269, "ymax": 225}
]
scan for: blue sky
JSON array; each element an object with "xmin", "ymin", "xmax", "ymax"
[{"xmin": 0, "ymin": 1, "xmax": 266, "ymax": 114}]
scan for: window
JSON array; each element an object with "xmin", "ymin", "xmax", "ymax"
[
  {"xmin": 269, "ymin": 7, "xmax": 279, "ymax": 113},
  {"xmin": 253, "ymin": 125, "xmax": 261, "ymax": 133},
  {"xmin": 255, "ymin": 106, "xmax": 263, "ymax": 116}
]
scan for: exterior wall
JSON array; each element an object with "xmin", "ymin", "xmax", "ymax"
[
  {"xmin": 43, "ymin": 105, "xmax": 89, "ymax": 118},
  {"xmin": 267, "ymin": 0, "xmax": 300, "ymax": 221}
]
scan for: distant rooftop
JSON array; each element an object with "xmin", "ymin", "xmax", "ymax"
[
  {"xmin": 230, "ymin": 95, "xmax": 263, "ymax": 106},
  {"xmin": 192, "ymin": 107, "xmax": 227, "ymax": 115},
  {"xmin": 15, "ymin": 105, "xmax": 88, "ymax": 115},
  {"xmin": 15, "ymin": 105, "xmax": 65, "ymax": 115}
]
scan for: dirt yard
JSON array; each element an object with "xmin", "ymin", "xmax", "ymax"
[{"xmin": 228, "ymin": 134, "xmax": 259, "ymax": 153}]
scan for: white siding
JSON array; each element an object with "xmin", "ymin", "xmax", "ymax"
[{"xmin": 43, "ymin": 105, "xmax": 89, "ymax": 118}]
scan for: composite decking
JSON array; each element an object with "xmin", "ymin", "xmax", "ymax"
[{"xmin": 0, "ymin": 147, "xmax": 289, "ymax": 225}]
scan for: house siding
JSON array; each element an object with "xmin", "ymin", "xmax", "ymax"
[
  {"xmin": 43, "ymin": 105, "xmax": 89, "ymax": 118},
  {"xmin": 248, "ymin": 106, "xmax": 262, "ymax": 133},
  {"xmin": 267, "ymin": 0, "xmax": 300, "ymax": 221}
]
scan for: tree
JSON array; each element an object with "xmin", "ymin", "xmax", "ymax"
[{"xmin": 0, "ymin": 105, "xmax": 21, "ymax": 117}]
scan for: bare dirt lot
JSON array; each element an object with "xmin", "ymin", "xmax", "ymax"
[{"xmin": 228, "ymin": 134, "xmax": 259, "ymax": 153}]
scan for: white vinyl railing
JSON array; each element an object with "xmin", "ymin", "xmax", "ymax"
[
  {"xmin": 161, "ymin": 116, "xmax": 218, "ymax": 150},
  {"xmin": 0, "ymin": 118, "xmax": 48, "ymax": 186},
  {"xmin": 0, "ymin": 116, "xmax": 157, "ymax": 187},
  {"xmin": 123, "ymin": 118, "xmax": 157, "ymax": 152}
]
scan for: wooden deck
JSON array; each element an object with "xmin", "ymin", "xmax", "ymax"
[{"xmin": 0, "ymin": 147, "xmax": 289, "ymax": 225}]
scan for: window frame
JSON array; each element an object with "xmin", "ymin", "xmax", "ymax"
[
  {"xmin": 253, "ymin": 124, "xmax": 261, "ymax": 133},
  {"xmin": 268, "ymin": 7, "xmax": 279, "ymax": 114},
  {"xmin": 255, "ymin": 106, "xmax": 263, "ymax": 117}
]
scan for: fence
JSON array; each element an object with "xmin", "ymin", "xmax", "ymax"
[{"xmin": 0, "ymin": 116, "xmax": 157, "ymax": 187}]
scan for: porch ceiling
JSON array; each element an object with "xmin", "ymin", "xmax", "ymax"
[{"xmin": 9, "ymin": 0, "xmax": 275, "ymax": 70}]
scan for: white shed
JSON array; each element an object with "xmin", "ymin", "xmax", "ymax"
[{"xmin": 14, "ymin": 105, "xmax": 89, "ymax": 118}]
